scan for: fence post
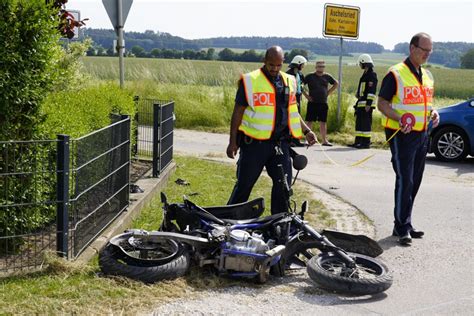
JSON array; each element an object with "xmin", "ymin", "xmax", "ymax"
[
  {"xmin": 56, "ymin": 134, "xmax": 70, "ymax": 258},
  {"xmin": 132, "ymin": 96, "xmax": 139, "ymax": 157},
  {"xmin": 152, "ymin": 102, "xmax": 160, "ymax": 177}
]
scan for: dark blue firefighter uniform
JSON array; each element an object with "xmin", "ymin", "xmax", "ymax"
[
  {"xmin": 379, "ymin": 58, "xmax": 429, "ymax": 236},
  {"xmin": 228, "ymin": 68, "xmax": 292, "ymax": 214}
]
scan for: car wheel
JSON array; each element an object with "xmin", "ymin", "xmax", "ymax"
[{"xmin": 432, "ymin": 126, "xmax": 469, "ymax": 162}]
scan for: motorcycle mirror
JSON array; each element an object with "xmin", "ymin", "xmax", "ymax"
[
  {"xmin": 292, "ymin": 154, "xmax": 308, "ymax": 171},
  {"xmin": 160, "ymin": 192, "xmax": 168, "ymax": 205},
  {"xmin": 299, "ymin": 200, "xmax": 308, "ymax": 219}
]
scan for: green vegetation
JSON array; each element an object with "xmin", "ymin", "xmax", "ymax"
[
  {"xmin": 39, "ymin": 83, "xmax": 136, "ymax": 139},
  {"xmin": 82, "ymin": 56, "xmax": 474, "ymax": 100},
  {"xmin": 84, "ymin": 28, "xmax": 473, "ymax": 67},
  {"xmin": 460, "ymin": 48, "xmax": 474, "ymax": 69},
  {"xmin": 0, "ymin": 156, "xmax": 331, "ymax": 314},
  {"xmin": 0, "ymin": 0, "xmax": 61, "ymax": 140},
  {"xmin": 80, "ymin": 55, "xmax": 472, "ymax": 146}
]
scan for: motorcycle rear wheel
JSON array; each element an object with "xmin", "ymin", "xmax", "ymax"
[
  {"xmin": 99, "ymin": 236, "xmax": 190, "ymax": 283},
  {"xmin": 307, "ymin": 252, "xmax": 392, "ymax": 295}
]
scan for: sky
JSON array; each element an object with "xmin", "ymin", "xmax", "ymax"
[{"xmin": 68, "ymin": 0, "xmax": 473, "ymax": 50}]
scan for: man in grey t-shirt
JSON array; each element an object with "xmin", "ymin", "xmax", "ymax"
[{"xmin": 304, "ymin": 60, "xmax": 338, "ymax": 146}]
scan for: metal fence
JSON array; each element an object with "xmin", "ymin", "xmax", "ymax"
[
  {"xmin": 0, "ymin": 139, "xmax": 59, "ymax": 273},
  {"xmin": 0, "ymin": 116, "xmax": 131, "ymax": 273},
  {"xmin": 134, "ymin": 97, "xmax": 174, "ymax": 177},
  {"xmin": 69, "ymin": 115, "xmax": 130, "ymax": 258}
]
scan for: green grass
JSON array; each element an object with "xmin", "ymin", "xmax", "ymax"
[
  {"xmin": 79, "ymin": 57, "xmax": 472, "ymax": 147},
  {"xmin": 134, "ymin": 155, "xmax": 333, "ymax": 230},
  {"xmin": 0, "ymin": 156, "xmax": 331, "ymax": 314},
  {"xmin": 81, "ymin": 56, "xmax": 474, "ymax": 99}
]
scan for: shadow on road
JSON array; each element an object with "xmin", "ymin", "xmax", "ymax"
[
  {"xmin": 294, "ymin": 281, "xmax": 389, "ymax": 306},
  {"xmin": 315, "ymin": 146, "xmax": 357, "ymax": 153},
  {"xmin": 378, "ymin": 235, "xmax": 402, "ymax": 251},
  {"xmin": 425, "ymin": 156, "xmax": 474, "ymax": 176}
]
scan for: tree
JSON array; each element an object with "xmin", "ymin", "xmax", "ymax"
[
  {"xmin": 86, "ymin": 46, "xmax": 97, "ymax": 56},
  {"xmin": 460, "ymin": 49, "xmax": 474, "ymax": 69},
  {"xmin": 106, "ymin": 45, "xmax": 115, "ymax": 56},
  {"xmin": 286, "ymin": 49, "xmax": 309, "ymax": 63},
  {"xmin": 218, "ymin": 48, "xmax": 235, "ymax": 61},
  {"xmin": 240, "ymin": 49, "xmax": 262, "ymax": 62},
  {"xmin": 206, "ymin": 48, "xmax": 216, "ymax": 60},
  {"xmin": 150, "ymin": 48, "xmax": 162, "ymax": 58},
  {"xmin": 183, "ymin": 49, "xmax": 196, "ymax": 59},
  {"xmin": 131, "ymin": 45, "xmax": 146, "ymax": 57}
]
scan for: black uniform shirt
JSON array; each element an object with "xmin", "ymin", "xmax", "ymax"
[
  {"xmin": 304, "ymin": 73, "xmax": 336, "ymax": 103},
  {"xmin": 356, "ymin": 67, "xmax": 378, "ymax": 107},
  {"xmin": 235, "ymin": 67, "xmax": 289, "ymax": 140},
  {"xmin": 379, "ymin": 58, "xmax": 423, "ymax": 102}
]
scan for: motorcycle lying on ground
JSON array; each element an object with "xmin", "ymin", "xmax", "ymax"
[{"xmin": 99, "ymin": 151, "xmax": 393, "ymax": 295}]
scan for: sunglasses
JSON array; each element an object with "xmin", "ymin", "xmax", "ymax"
[{"xmin": 414, "ymin": 45, "xmax": 433, "ymax": 54}]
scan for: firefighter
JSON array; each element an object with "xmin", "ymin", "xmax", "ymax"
[
  {"xmin": 287, "ymin": 55, "xmax": 308, "ymax": 147},
  {"xmin": 349, "ymin": 54, "xmax": 378, "ymax": 149}
]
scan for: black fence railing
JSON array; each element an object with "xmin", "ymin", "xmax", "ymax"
[
  {"xmin": 0, "ymin": 116, "xmax": 131, "ymax": 273},
  {"xmin": 69, "ymin": 116, "xmax": 130, "ymax": 258},
  {"xmin": 134, "ymin": 98, "xmax": 174, "ymax": 177},
  {"xmin": 0, "ymin": 139, "xmax": 59, "ymax": 273}
]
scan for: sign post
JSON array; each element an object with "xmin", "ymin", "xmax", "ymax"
[
  {"xmin": 102, "ymin": 0, "xmax": 133, "ymax": 88},
  {"xmin": 323, "ymin": 3, "xmax": 360, "ymax": 123}
]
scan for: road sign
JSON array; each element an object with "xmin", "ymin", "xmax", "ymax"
[
  {"xmin": 102, "ymin": 0, "xmax": 133, "ymax": 32},
  {"xmin": 323, "ymin": 3, "xmax": 360, "ymax": 39}
]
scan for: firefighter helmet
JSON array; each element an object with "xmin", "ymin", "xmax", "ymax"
[
  {"xmin": 290, "ymin": 55, "xmax": 308, "ymax": 65},
  {"xmin": 358, "ymin": 54, "xmax": 374, "ymax": 65}
]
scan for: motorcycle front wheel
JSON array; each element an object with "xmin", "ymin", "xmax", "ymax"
[
  {"xmin": 307, "ymin": 252, "xmax": 393, "ymax": 295},
  {"xmin": 99, "ymin": 235, "xmax": 190, "ymax": 283}
]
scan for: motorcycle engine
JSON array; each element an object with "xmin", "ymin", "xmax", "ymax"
[{"xmin": 221, "ymin": 230, "xmax": 272, "ymax": 272}]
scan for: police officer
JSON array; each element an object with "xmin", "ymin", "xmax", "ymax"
[
  {"xmin": 226, "ymin": 46, "xmax": 316, "ymax": 214},
  {"xmin": 349, "ymin": 54, "xmax": 378, "ymax": 149},
  {"xmin": 377, "ymin": 33, "xmax": 439, "ymax": 245}
]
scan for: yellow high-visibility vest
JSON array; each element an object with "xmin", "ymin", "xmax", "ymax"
[
  {"xmin": 383, "ymin": 62, "xmax": 434, "ymax": 131},
  {"xmin": 239, "ymin": 69, "xmax": 303, "ymax": 140}
]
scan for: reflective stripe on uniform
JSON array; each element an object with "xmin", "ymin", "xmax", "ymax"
[
  {"xmin": 241, "ymin": 120, "xmax": 273, "ymax": 131},
  {"xmin": 243, "ymin": 109, "xmax": 274, "ymax": 120},
  {"xmin": 242, "ymin": 74, "xmax": 254, "ymax": 108},
  {"xmin": 356, "ymin": 131, "xmax": 371, "ymax": 137},
  {"xmin": 392, "ymin": 104, "xmax": 432, "ymax": 111}
]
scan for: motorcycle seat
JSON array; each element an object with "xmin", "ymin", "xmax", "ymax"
[
  {"xmin": 204, "ymin": 197, "xmax": 265, "ymax": 220},
  {"xmin": 221, "ymin": 212, "xmax": 286, "ymax": 225}
]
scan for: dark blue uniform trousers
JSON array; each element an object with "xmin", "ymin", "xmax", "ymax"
[
  {"xmin": 388, "ymin": 130, "xmax": 429, "ymax": 235},
  {"xmin": 228, "ymin": 139, "xmax": 292, "ymax": 215}
]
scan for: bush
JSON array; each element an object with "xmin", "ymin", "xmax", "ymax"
[
  {"xmin": 0, "ymin": 0, "xmax": 63, "ymax": 252},
  {"xmin": 39, "ymin": 83, "xmax": 136, "ymax": 138},
  {"xmin": 0, "ymin": 0, "xmax": 62, "ymax": 141}
]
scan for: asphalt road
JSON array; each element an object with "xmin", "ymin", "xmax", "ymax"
[{"xmin": 173, "ymin": 129, "xmax": 474, "ymax": 315}]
